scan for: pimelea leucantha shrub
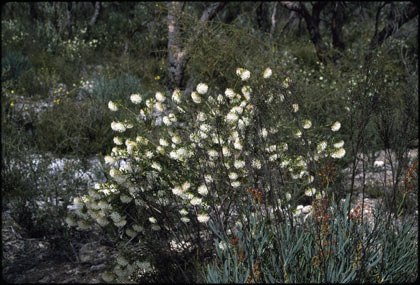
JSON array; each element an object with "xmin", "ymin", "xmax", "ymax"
[{"xmin": 68, "ymin": 67, "xmax": 347, "ymax": 282}]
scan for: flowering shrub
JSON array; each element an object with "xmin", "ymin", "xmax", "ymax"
[{"xmin": 68, "ymin": 67, "xmax": 347, "ymax": 282}]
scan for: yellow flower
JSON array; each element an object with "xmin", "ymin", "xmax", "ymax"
[
  {"xmin": 10, "ymin": 102, "xmax": 14, "ymax": 107},
  {"xmin": 155, "ymin": 75, "xmax": 160, "ymax": 80},
  {"xmin": 11, "ymin": 90, "xmax": 14, "ymax": 94}
]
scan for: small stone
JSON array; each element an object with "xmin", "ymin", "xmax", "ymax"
[{"xmin": 90, "ymin": 263, "xmax": 107, "ymax": 271}]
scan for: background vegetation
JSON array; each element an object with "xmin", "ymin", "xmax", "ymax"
[{"xmin": 2, "ymin": 2, "xmax": 418, "ymax": 283}]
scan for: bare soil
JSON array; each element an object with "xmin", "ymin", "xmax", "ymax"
[{"xmin": 2, "ymin": 210, "xmax": 114, "ymax": 283}]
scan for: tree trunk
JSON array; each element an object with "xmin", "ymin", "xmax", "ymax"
[
  {"xmin": 29, "ymin": 3, "xmax": 38, "ymax": 21},
  {"xmin": 369, "ymin": 2, "xmax": 418, "ymax": 52},
  {"xmin": 270, "ymin": 2, "xmax": 278, "ymax": 38},
  {"xmin": 167, "ymin": 2, "xmax": 188, "ymax": 91},
  {"xmin": 280, "ymin": 1, "xmax": 329, "ymax": 63},
  {"xmin": 256, "ymin": 2, "xmax": 264, "ymax": 31},
  {"xmin": 331, "ymin": 2, "xmax": 345, "ymax": 52},
  {"xmin": 167, "ymin": 2, "xmax": 226, "ymax": 92},
  {"xmin": 86, "ymin": 2, "xmax": 102, "ymax": 36},
  {"xmin": 66, "ymin": 2, "xmax": 73, "ymax": 39},
  {"xmin": 281, "ymin": 10, "xmax": 298, "ymax": 35}
]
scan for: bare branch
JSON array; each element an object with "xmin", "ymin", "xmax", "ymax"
[
  {"xmin": 270, "ymin": 2, "xmax": 278, "ymax": 38},
  {"xmin": 331, "ymin": 1, "xmax": 345, "ymax": 51},
  {"xmin": 199, "ymin": 2, "xmax": 226, "ymax": 23},
  {"xmin": 369, "ymin": 2, "xmax": 418, "ymax": 51},
  {"xmin": 280, "ymin": 1, "xmax": 329, "ymax": 62}
]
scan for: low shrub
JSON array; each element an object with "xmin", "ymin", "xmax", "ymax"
[
  {"xmin": 1, "ymin": 51, "xmax": 31, "ymax": 82},
  {"xmin": 36, "ymin": 100, "xmax": 114, "ymax": 156},
  {"xmin": 68, "ymin": 66, "xmax": 351, "ymax": 282}
]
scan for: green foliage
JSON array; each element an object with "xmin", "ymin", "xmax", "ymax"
[
  {"xmin": 1, "ymin": 3, "xmax": 418, "ymax": 283},
  {"xmin": 36, "ymin": 100, "xmax": 114, "ymax": 156},
  {"xmin": 1, "ymin": 51, "xmax": 32, "ymax": 81},
  {"xmin": 2, "ymin": 152, "xmax": 97, "ymax": 238},
  {"xmin": 89, "ymin": 72, "xmax": 144, "ymax": 105},
  {"xmin": 205, "ymin": 195, "xmax": 418, "ymax": 283},
  {"xmin": 1, "ymin": 98, "xmax": 95, "ymax": 238}
]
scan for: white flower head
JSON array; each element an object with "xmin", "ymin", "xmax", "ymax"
[
  {"xmin": 163, "ymin": 116, "xmax": 172, "ymax": 126},
  {"xmin": 252, "ymin": 158, "xmax": 262, "ymax": 169},
  {"xmin": 331, "ymin": 147, "xmax": 346, "ymax": 159},
  {"xmin": 159, "ymin": 138, "xmax": 169, "ymax": 147},
  {"xmin": 113, "ymin": 137, "xmax": 123, "ymax": 145},
  {"xmin": 181, "ymin": 216, "xmax": 190, "ymax": 223},
  {"xmin": 231, "ymin": 181, "xmax": 241, "ymax": 188},
  {"xmin": 218, "ymin": 241, "xmax": 228, "ymax": 251},
  {"xmin": 333, "ymin": 140, "xmax": 344, "ymax": 148},
  {"xmin": 331, "ymin": 121, "xmax": 341, "ymax": 132},
  {"xmin": 179, "ymin": 208, "xmax": 188, "ymax": 216},
  {"xmin": 172, "ymin": 135, "xmax": 181, "ymax": 144},
  {"xmin": 234, "ymin": 160, "xmax": 245, "ymax": 169},
  {"xmin": 229, "ymin": 172, "xmax": 238, "ymax": 180},
  {"xmin": 197, "ymin": 213, "xmax": 210, "ymax": 223},
  {"xmin": 233, "ymin": 139, "xmax": 243, "ymax": 150},
  {"xmin": 190, "ymin": 197, "xmax": 202, "ymax": 206},
  {"xmin": 168, "ymin": 113, "xmax": 177, "ymax": 122},
  {"xmin": 197, "ymin": 184, "xmax": 208, "ymax": 196},
  {"xmin": 172, "ymin": 89, "xmax": 182, "ymax": 104},
  {"xmin": 303, "ymin": 120, "xmax": 312, "ymax": 129},
  {"xmin": 305, "ymin": 187, "xmax": 317, "ymax": 197},
  {"xmin": 149, "ymin": 217, "xmax": 157, "ymax": 224},
  {"xmin": 182, "ymin": 182, "xmax": 191, "ymax": 191},
  {"xmin": 155, "ymin": 101, "xmax": 164, "ymax": 112},
  {"xmin": 191, "ymin": 91, "xmax": 202, "ymax": 103},
  {"xmin": 130, "ymin": 94, "xmax": 142, "ymax": 104},
  {"xmin": 236, "ymin": 68, "xmax": 251, "ymax": 81},
  {"xmin": 155, "ymin": 91, "xmax": 166, "ymax": 102},
  {"xmin": 208, "ymin": 149, "xmax": 219, "ymax": 159},
  {"xmin": 217, "ymin": 94, "xmax": 225, "ymax": 104},
  {"xmin": 222, "ymin": 146, "xmax": 231, "ymax": 157},
  {"xmin": 197, "ymin": 112, "xmax": 207, "ymax": 122},
  {"xmin": 151, "ymin": 161, "xmax": 162, "ymax": 172},
  {"xmin": 230, "ymin": 106, "xmax": 243, "ymax": 115},
  {"xmin": 111, "ymin": 121, "xmax": 126, "ymax": 132},
  {"xmin": 292, "ymin": 104, "xmax": 299, "ymax": 113},
  {"xmin": 172, "ymin": 186, "xmax": 183, "ymax": 196},
  {"xmin": 260, "ymin": 128, "xmax": 268, "ymax": 139},
  {"xmin": 204, "ymin": 174, "xmax": 213, "ymax": 183},
  {"xmin": 263, "ymin": 67, "xmax": 272, "ymax": 79},
  {"xmin": 196, "ymin": 83, "xmax": 208, "ymax": 95},
  {"xmin": 241, "ymin": 86, "xmax": 252, "ymax": 100},
  {"xmin": 226, "ymin": 112, "xmax": 239, "ymax": 123},
  {"xmin": 225, "ymin": 88, "xmax": 235, "ymax": 99},
  {"xmin": 317, "ymin": 141, "xmax": 328, "ymax": 153},
  {"xmin": 108, "ymin": 101, "xmax": 118, "ymax": 111}
]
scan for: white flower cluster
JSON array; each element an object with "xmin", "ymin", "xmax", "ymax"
[
  {"xmin": 130, "ymin": 94, "xmax": 142, "ymax": 104},
  {"xmin": 68, "ymin": 67, "xmax": 349, "ymax": 283},
  {"xmin": 236, "ymin": 68, "xmax": 251, "ymax": 81},
  {"xmin": 263, "ymin": 67, "xmax": 272, "ymax": 79}
]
